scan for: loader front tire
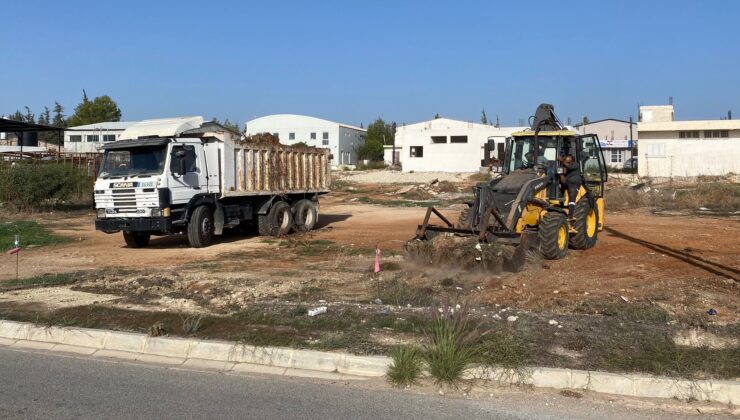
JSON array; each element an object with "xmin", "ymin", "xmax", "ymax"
[
  {"xmin": 123, "ymin": 231, "xmax": 150, "ymax": 248},
  {"xmin": 188, "ymin": 205, "xmax": 214, "ymax": 248},
  {"xmin": 538, "ymin": 212, "xmax": 569, "ymax": 260},
  {"xmin": 569, "ymin": 199, "xmax": 598, "ymax": 249}
]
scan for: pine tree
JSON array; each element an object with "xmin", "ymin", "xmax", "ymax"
[
  {"xmin": 52, "ymin": 102, "xmax": 66, "ymax": 128},
  {"xmin": 481, "ymin": 109, "xmax": 488, "ymax": 125},
  {"xmin": 23, "ymin": 106, "xmax": 35, "ymax": 123}
]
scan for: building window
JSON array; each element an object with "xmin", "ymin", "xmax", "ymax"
[
  {"xmin": 322, "ymin": 132, "xmax": 329, "ymax": 140},
  {"xmin": 678, "ymin": 130, "xmax": 699, "ymax": 139},
  {"xmin": 272, "ymin": 132, "xmax": 279, "ymax": 139},
  {"xmin": 610, "ymin": 149, "xmax": 623, "ymax": 163},
  {"xmin": 68, "ymin": 135, "xmax": 82, "ymax": 143},
  {"xmin": 289, "ymin": 132, "xmax": 295, "ymax": 140},
  {"xmin": 431, "ymin": 136, "xmax": 446, "ymax": 144},
  {"xmin": 450, "ymin": 135, "xmax": 468, "ymax": 143},
  {"xmin": 86, "ymin": 135, "xmax": 100, "ymax": 142},
  {"xmin": 103, "ymin": 134, "xmax": 116, "ymax": 142},
  {"xmin": 410, "ymin": 146, "xmax": 424, "ymax": 158},
  {"xmin": 647, "ymin": 143, "xmax": 666, "ymax": 157},
  {"xmin": 704, "ymin": 130, "xmax": 729, "ymax": 138},
  {"xmin": 322, "ymin": 139, "xmax": 329, "ymax": 146},
  {"xmin": 310, "ymin": 132, "xmax": 316, "ymax": 140}
]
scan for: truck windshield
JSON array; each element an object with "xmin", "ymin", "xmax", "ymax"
[
  {"xmin": 508, "ymin": 136, "xmax": 558, "ymax": 172},
  {"xmin": 99, "ymin": 146, "xmax": 167, "ymax": 178}
]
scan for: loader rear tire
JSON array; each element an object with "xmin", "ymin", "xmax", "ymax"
[
  {"xmin": 538, "ymin": 212, "xmax": 569, "ymax": 260},
  {"xmin": 569, "ymin": 199, "xmax": 598, "ymax": 250},
  {"xmin": 258, "ymin": 201, "xmax": 294, "ymax": 236},
  {"xmin": 293, "ymin": 199, "xmax": 318, "ymax": 233},
  {"xmin": 123, "ymin": 232, "xmax": 150, "ymax": 248},
  {"xmin": 188, "ymin": 205, "xmax": 214, "ymax": 248}
]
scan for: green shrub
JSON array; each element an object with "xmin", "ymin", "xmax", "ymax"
[
  {"xmin": 423, "ymin": 303, "xmax": 485, "ymax": 385},
  {"xmin": 387, "ymin": 346, "xmax": 424, "ymax": 387},
  {"xmin": 0, "ymin": 162, "xmax": 93, "ymax": 210}
]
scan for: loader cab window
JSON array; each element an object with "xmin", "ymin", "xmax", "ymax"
[
  {"xmin": 508, "ymin": 136, "xmax": 557, "ymax": 172},
  {"xmin": 170, "ymin": 145, "xmax": 197, "ymax": 174},
  {"xmin": 578, "ymin": 135, "xmax": 607, "ymax": 196}
]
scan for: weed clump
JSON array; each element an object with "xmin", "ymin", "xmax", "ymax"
[
  {"xmin": 387, "ymin": 346, "xmax": 424, "ymax": 387},
  {"xmin": 180, "ymin": 314, "xmax": 204, "ymax": 334}
]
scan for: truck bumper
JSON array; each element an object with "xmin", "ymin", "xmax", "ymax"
[{"xmin": 95, "ymin": 217, "xmax": 172, "ymax": 233}]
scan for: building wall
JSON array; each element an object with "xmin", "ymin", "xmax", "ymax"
[
  {"xmin": 64, "ymin": 129, "xmax": 127, "ymax": 153},
  {"xmin": 576, "ymin": 119, "xmax": 637, "ymax": 141},
  {"xmin": 396, "ymin": 119, "xmax": 522, "ymax": 173},
  {"xmin": 637, "ymin": 130, "xmax": 740, "ymax": 177},
  {"xmin": 245, "ymin": 115, "xmax": 365, "ymax": 166}
]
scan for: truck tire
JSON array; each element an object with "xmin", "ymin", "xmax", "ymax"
[
  {"xmin": 293, "ymin": 199, "xmax": 318, "ymax": 232},
  {"xmin": 188, "ymin": 205, "xmax": 214, "ymax": 248},
  {"xmin": 258, "ymin": 201, "xmax": 294, "ymax": 236},
  {"xmin": 123, "ymin": 231, "xmax": 150, "ymax": 248},
  {"xmin": 569, "ymin": 199, "xmax": 598, "ymax": 250},
  {"xmin": 538, "ymin": 212, "xmax": 569, "ymax": 260}
]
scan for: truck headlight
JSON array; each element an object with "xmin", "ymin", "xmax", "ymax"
[
  {"xmin": 97, "ymin": 208, "xmax": 106, "ymax": 218},
  {"xmin": 151, "ymin": 208, "xmax": 162, "ymax": 217}
]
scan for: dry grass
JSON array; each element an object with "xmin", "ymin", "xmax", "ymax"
[{"xmin": 607, "ymin": 182, "xmax": 740, "ymax": 212}]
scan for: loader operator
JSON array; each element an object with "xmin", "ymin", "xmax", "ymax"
[{"xmin": 558, "ymin": 154, "xmax": 581, "ymax": 218}]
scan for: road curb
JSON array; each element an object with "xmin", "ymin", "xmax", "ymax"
[{"xmin": 0, "ymin": 320, "xmax": 737, "ymax": 403}]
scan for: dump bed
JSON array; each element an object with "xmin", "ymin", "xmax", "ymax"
[{"xmin": 223, "ymin": 142, "xmax": 331, "ymax": 197}]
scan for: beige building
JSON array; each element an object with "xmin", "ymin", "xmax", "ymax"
[
  {"xmin": 575, "ymin": 118, "xmax": 637, "ymax": 168},
  {"xmin": 637, "ymin": 105, "xmax": 740, "ymax": 178}
]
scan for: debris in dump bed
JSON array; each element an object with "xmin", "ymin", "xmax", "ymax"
[
  {"xmin": 404, "ymin": 233, "xmax": 514, "ymax": 273},
  {"xmin": 241, "ymin": 132, "xmax": 281, "ymax": 146}
]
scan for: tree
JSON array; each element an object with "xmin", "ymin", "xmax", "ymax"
[
  {"xmin": 52, "ymin": 102, "xmax": 66, "ymax": 128},
  {"xmin": 357, "ymin": 117, "xmax": 395, "ymax": 161},
  {"xmin": 66, "ymin": 92, "xmax": 122, "ymax": 127},
  {"xmin": 434, "ymin": 113, "xmax": 441, "ymax": 119},
  {"xmin": 481, "ymin": 109, "xmax": 488, "ymax": 125},
  {"xmin": 23, "ymin": 106, "xmax": 35, "ymax": 123},
  {"xmin": 7, "ymin": 110, "xmax": 24, "ymax": 122},
  {"xmin": 38, "ymin": 107, "xmax": 51, "ymax": 126},
  {"xmin": 222, "ymin": 118, "xmax": 242, "ymax": 134}
]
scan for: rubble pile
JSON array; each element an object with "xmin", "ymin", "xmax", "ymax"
[{"xmin": 405, "ymin": 233, "xmax": 514, "ymax": 273}]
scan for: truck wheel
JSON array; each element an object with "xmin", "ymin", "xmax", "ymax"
[
  {"xmin": 538, "ymin": 212, "xmax": 569, "ymax": 260},
  {"xmin": 293, "ymin": 199, "xmax": 318, "ymax": 232},
  {"xmin": 188, "ymin": 205, "xmax": 214, "ymax": 248},
  {"xmin": 569, "ymin": 199, "xmax": 598, "ymax": 250},
  {"xmin": 123, "ymin": 231, "xmax": 150, "ymax": 248},
  {"xmin": 258, "ymin": 201, "xmax": 294, "ymax": 236}
]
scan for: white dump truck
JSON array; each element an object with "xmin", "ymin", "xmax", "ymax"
[{"xmin": 93, "ymin": 116, "xmax": 331, "ymax": 248}]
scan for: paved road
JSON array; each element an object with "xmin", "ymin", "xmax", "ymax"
[{"xmin": 0, "ymin": 347, "xmax": 725, "ymax": 419}]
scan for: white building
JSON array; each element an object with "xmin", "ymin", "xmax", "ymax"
[
  {"xmin": 575, "ymin": 118, "xmax": 637, "ymax": 168},
  {"xmin": 245, "ymin": 114, "xmax": 365, "ymax": 167},
  {"xmin": 637, "ymin": 105, "xmax": 740, "ymax": 178},
  {"xmin": 390, "ymin": 117, "xmax": 524, "ymax": 173},
  {"xmin": 64, "ymin": 121, "xmax": 138, "ymax": 153}
]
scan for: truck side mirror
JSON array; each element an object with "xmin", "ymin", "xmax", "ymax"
[{"xmin": 178, "ymin": 157, "xmax": 187, "ymax": 175}]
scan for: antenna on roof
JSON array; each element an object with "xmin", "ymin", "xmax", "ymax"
[
  {"xmin": 729, "ymin": 110, "xmax": 732, "ymax": 120},
  {"xmin": 668, "ymin": 96, "xmax": 673, "ymax": 106}
]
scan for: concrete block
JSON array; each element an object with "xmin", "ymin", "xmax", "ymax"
[
  {"xmin": 102, "ymin": 331, "xmax": 146, "ymax": 353},
  {"xmin": 136, "ymin": 354, "xmax": 185, "ymax": 366},
  {"xmin": 60, "ymin": 328, "xmax": 108, "ymax": 349},
  {"xmin": 337, "ymin": 355, "xmax": 390, "ymax": 377},
  {"xmin": 0, "ymin": 321, "xmax": 30, "ymax": 340},
  {"xmin": 11, "ymin": 340, "xmax": 56, "ymax": 350},
  {"xmin": 284, "ymin": 368, "xmax": 366, "ymax": 380},
  {"xmin": 229, "ymin": 345, "xmax": 293, "ymax": 368},
  {"xmin": 633, "ymin": 376, "xmax": 678, "ymax": 399},
  {"xmin": 26, "ymin": 326, "xmax": 66, "ymax": 344},
  {"xmin": 572, "ymin": 370, "xmax": 634, "ymax": 396},
  {"xmin": 290, "ymin": 350, "xmax": 341, "ymax": 373},
  {"xmin": 181, "ymin": 358, "xmax": 235, "ymax": 372},
  {"xmin": 710, "ymin": 380, "xmax": 740, "ymax": 404},
  {"xmin": 231, "ymin": 362, "xmax": 287, "ymax": 376},
  {"xmin": 0, "ymin": 337, "xmax": 17, "ymax": 346},
  {"xmin": 94, "ymin": 349, "xmax": 139, "ymax": 361},
  {"xmin": 143, "ymin": 336, "xmax": 194, "ymax": 358},
  {"xmin": 188, "ymin": 340, "xmax": 235, "ymax": 361},
  {"xmin": 51, "ymin": 344, "xmax": 97, "ymax": 355},
  {"xmin": 531, "ymin": 367, "xmax": 571, "ymax": 389}
]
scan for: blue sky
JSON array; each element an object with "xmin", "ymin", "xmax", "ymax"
[{"xmin": 1, "ymin": 0, "xmax": 738, "ymax": 127}]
